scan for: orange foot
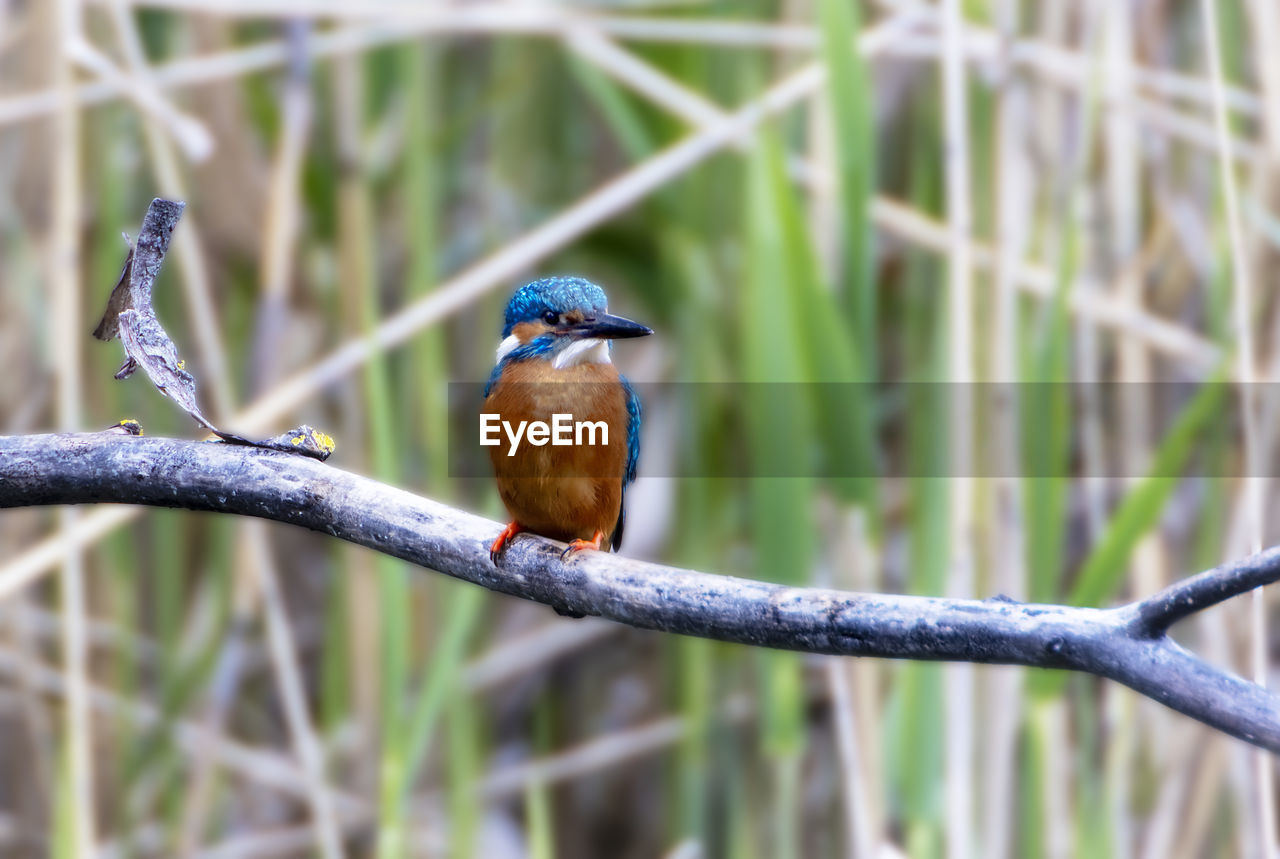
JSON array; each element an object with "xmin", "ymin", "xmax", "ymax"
[
  {"xmin": 561, "ymin": 530, "xmax": 606, "ymax": 561},
  {"xmin": 489, "ymin": 521, "xmax": 524, "ymax": 564}
]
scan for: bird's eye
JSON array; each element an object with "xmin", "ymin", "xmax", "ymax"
[{"xmin": 542, "ymin": 310, "xmax": 560, "ymax": 325}]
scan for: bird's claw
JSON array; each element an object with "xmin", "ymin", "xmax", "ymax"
[
  {"xmin": 560, "ymin": 530, "xmax": 606, "ymax": 561},
  {"xmin": 489, "ymin": 521, "xmax": 524, "ymax": 564}
]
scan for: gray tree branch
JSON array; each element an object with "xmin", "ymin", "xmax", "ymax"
[{"xmin": 1, "ymin": 431, "xmax": 1278, "ymax": 752}]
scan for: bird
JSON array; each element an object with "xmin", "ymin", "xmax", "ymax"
[{"xmin": 483, "ymin": 276, "xmax": 651, "ymax": 563}]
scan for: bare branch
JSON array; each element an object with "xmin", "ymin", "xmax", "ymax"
[{"xmin": 1, "ymin": 433, "xmax": 1278, "ymax": 752}]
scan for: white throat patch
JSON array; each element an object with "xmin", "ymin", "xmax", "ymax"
[
  {"xmin": 552, "ymin": 338, "xmax": 611, "ymax": 369},
  {"xmin": 496, "ymin": 334, "xmax": 613, "ymax": 368},
  {"xmin": 495, "ymin": 334, "xmax": 521, "ymax": 364}
]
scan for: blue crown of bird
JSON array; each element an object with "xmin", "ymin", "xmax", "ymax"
[{"xmin": 483, "ymin": 276, "xmax": 651, "ymax": 562}]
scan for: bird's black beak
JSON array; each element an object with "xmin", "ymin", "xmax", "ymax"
[{"xmin": 570, "ymin": 313, "xmax": 653, "ymax": 340}]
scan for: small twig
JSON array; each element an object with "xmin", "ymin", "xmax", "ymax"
[
  {"xmin": 0, "ymin": 433, "xmax": 1278, "ymax": 753},
  {"xmin": 1131, "ymin": 546, "xmax": 1280, "ymax": 637},
  {"xmin": 92, "ymin": 198, "xmax": 213, "ymax": 427}
]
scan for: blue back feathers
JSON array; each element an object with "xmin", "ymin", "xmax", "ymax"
[
  {"xmin": 614, "ymin": 376, "xmax": 642, "ymax": 549},
  {"xmin": 623, "ymin": 378, "xmax": 640, "ymax": 484}
]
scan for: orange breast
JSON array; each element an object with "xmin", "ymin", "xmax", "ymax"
[{"xmin": 484, "ymin": 359, "xmax": 630, "ymax": 547}]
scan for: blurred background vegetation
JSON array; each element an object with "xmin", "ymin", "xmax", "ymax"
[{"xmin": 1, "ymin": 0, "xmax": 1278, "ymax": 857}]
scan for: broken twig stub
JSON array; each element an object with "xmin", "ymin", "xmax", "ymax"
[
  {"xmin": 92, "ymin": 197, "xmax": 334, "ymax": 461},
  {"xmin": 91, "ymin": 198, "xmax": 215, "ymax": 429}
]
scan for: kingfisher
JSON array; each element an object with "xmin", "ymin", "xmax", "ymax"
[{"xmin": 484, "ymin": 276, "xmax": 651, "ymax": 562}]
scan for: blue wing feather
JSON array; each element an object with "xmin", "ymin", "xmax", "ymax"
[
  {"xmin": 623, "ymin": 375, "xmax": 641, "ymax": 485},
  {"xmin": 482, "ymin": 361, "xmax": 504, "ymax": 398},
  {"xmin": 613, "ymin": 375, "xmax": 641, "ymax": 552}
]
